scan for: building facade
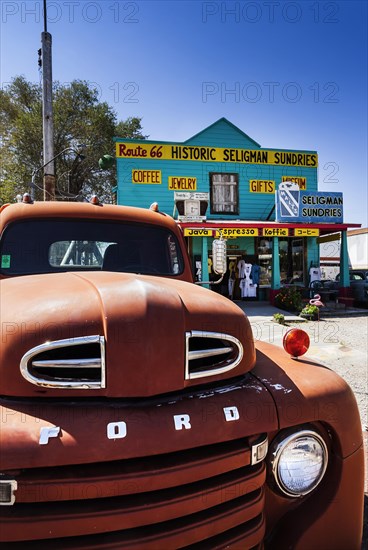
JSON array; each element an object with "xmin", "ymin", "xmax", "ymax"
[{"xmin": 115, "ymin": 118, "xmax": 359, "ymax": 302}]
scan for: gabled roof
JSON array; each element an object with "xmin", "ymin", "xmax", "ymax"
[{"xmin": 184, "ymin": 117, "xmax": 261, "ymax": 147}]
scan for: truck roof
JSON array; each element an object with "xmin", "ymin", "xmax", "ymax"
[{"xmin": 0, "ymin": 201, "xmax": 179, "ymax": 233}]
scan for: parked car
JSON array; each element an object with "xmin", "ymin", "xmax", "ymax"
[{"xmin": 335, "ymin": 270, "xmax": 368, "ymax": 305}]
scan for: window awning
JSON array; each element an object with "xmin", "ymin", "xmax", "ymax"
[{"xmin": 178, "ymin": 220, "xmax": 360, "ymax": 236}]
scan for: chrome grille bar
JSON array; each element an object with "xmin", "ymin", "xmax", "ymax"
[
  {"xmin": 188, "ymin": 346, "xmax": 233, "ymax": 361},
  {"xmin": 32, "ymin": 359, "xmax": 102, "ymax": 368},
  {"xmin": 20, "ymin": 335, "xmax": 106, "ymax": 390}
]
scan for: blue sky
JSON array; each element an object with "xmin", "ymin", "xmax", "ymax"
[{"xmin": 1, "ymin": 0, "xmax": 367, "ymax": 225}]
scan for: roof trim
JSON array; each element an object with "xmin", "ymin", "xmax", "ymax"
[
  {"xmin": 347, "ymin": 227, "xmax": 368, "ymax": 236},
  {"xmin": 184, "ymin": 117, "xmax": 261, "ymax": 147}
]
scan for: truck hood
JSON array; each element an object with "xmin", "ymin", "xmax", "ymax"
[{"xmin": 0, "ymin": 272, "xmax": 255, "ymax": 397}]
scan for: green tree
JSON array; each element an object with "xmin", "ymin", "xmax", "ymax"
[
  {"xmin": 0, "ymin": 77, "xmax": 147, "ymax": 204},
  {"xmin": 0, "ymin": 77, "xmax": 43, "ymax": 203},
  {"xmin": 115, "ymin": 117, "xmax": 148, "ymax": 140}
]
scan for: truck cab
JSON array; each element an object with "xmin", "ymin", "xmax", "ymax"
[{"xmin": 0, "ymin": 198, "xmax": 364, "ymax": 548}]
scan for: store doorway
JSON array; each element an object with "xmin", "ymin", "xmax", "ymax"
[{"xmin": 280, "ymin": 238, "xmax": 306, "ymax": 285}]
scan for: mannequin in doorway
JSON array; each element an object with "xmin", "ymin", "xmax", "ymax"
[
  {"xmin": 238, "ymin": 255, "xmax": 256, "ymax": 299},
  {"xmin": 237, "ymin": 255, "xmax": 247, "ymax": 279}
]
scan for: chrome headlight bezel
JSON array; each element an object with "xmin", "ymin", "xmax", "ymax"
[{"xmin": 270, "ymin": 429, "xmax": 328, "ymax": 498}]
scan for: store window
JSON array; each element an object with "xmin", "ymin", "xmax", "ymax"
[
  {"xmin": 210, "ymin": 173, "xmax": 239, "ymax": 214},
  {"xmin": 280, "ymin": 238, "xmax": 305, "ymax": 284},
  {"xmin": 257, "ymin": 238, "xmax": 272, "ymax": 286}
]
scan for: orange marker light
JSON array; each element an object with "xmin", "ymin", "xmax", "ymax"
[
  {"xmin": 90, "ymin": 195, "xmax": 100, "ymax": 205},
  {"xmin": 283, "ymin": 328, "xmax": 310, "ymax": 358},
  {"xmin": 22, "ymin": 193, "xmax": 33, "ymax": 204}
]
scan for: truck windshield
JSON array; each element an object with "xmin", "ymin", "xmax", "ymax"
[{"xmin": 0, "ymin": 219, "xmax": 184, "ymax": 276}]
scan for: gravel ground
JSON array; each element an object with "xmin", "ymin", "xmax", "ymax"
[
  {"xmin": 249, "ymin": 314, "xmax": 368, "ymax": 429},
  {"xmin": 284, "ymin": 316, "xmax": 368, "ymax": 429}
]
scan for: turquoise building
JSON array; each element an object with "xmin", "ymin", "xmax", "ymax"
[{"xmin": 114, "ymin": 118, "xmax": 358, "ymax": 302}]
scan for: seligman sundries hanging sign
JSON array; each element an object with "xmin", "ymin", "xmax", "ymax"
[{"xmin": 276, "ymin": 182, "xmax": 343, "ymax": 223}]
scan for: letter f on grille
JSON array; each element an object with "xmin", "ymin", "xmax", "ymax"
[{"xmin": 39, "ymin": 426, "xmax": 61, "ymax": 445}]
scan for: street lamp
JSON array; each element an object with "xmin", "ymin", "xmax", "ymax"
[{"xmin": 31, "ymin": 145, "xmax": 86, "ymax": 201}]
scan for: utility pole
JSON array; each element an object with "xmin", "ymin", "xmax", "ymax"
[{"xmin": 41, "ymin": 0, "xmax": 55, "ymax": 200}]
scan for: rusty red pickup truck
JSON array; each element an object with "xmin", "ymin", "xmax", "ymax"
[{"xmin": 0, "ymin": 198, "xmax": 364, "ymax": 549}]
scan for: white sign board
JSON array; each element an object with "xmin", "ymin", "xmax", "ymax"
[
  {"xmin": 178, "ymin": 216, "xmax": 207, "ymax": 222},
  {"xmin": 174, "ymin": 192, "xmax": 209, "ymax": 201}
]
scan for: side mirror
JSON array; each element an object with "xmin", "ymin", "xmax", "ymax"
[{"xmin": 212, "ymin": 239, "xmax": 227, "ymax": 275}]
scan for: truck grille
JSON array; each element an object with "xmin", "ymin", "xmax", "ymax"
[
  {"xmin": 185, "ymin": 331, "xmax": 243, "ymax": 380},
  {"xmin": 20, "ymin": 336, "xmax": 106, "ymax": 389},
  {"xmin": 1, "ymin": 437, "xmax": 266, "ymax": 548}
]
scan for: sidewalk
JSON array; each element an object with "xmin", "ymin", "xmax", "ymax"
[{"xmin": 234, "ymin": 300, "xmax": 368, "ymax": 321}]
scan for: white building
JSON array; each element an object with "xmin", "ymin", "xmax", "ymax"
[{"xmin": 319, "ymin": 228, "xmax": 368, "ymax": 279}]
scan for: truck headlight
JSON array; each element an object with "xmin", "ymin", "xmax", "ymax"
[{"xmin": 270, "ymin": 429, "xmax": 328, "ymax": 497}]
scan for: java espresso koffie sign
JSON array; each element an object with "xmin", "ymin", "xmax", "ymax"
[{"xmin": 276, "ymin": 182, "xmax": 343, "ymax": 223}]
